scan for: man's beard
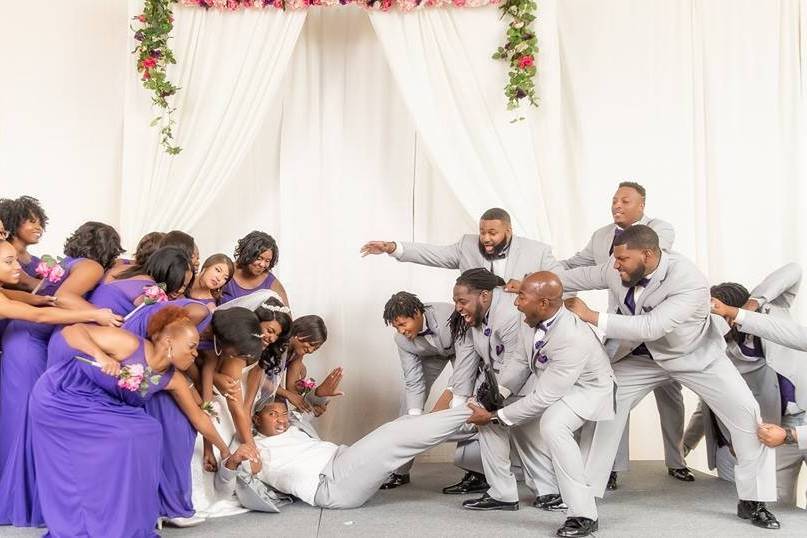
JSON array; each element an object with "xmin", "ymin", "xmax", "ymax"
[
  {"xmin": 620, "ymin": 263, "xmax": 647, "ymax": 288},
  {"xmin": 478, "ymin": 236, "xmax": 511, "ymax": 261}
]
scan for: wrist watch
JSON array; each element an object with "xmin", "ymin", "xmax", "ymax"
[
  {"xmin": 784, "ymin": 427, "xmax": 797, "ymax": 445},
  {"xmin": 490, "ymin": 413, "xmax": 501, "ymax": 425}
]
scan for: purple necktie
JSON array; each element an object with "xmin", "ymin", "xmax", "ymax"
[
  {"xmin": 778, "ymin": 374, "xmax": 797, "ymax": 413},
  {"xmin": 624, "ymin": 277, "xmax": 651, "ymax": 356},
  {"xmin": 609, "ymin": 228, "xmax": 625, "ymax": 255}
]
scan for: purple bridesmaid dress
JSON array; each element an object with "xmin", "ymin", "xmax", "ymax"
[
  {"xmin": 30, "ymin": 338, "xmax": 171, "ymax": 537},
  {"xmin": 19, "ymin": 255, "xmax": 41, "ymax": 279},
  {"xmin": 0, "ymin": 257, "xmax": 88, "ymax": 527},
  {"xmin": 123, "ymin": 299, "xmax": 212, "ymax": 520},
  {"xmin": 88, "ymin": 278, "xmax": 156, "ymax": 317},
  {"xmin": 219, "ymin": 271, "xmax": 276, "ymax": 304}
]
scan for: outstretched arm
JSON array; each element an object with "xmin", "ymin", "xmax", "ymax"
[{"xmin": 167, "ymin": 371, "xmax": 232, "ymax": 458}]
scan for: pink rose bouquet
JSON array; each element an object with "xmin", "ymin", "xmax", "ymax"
[
  {"xmin": 32, "ymin": 255, "xmax": 66, "ymax": 294},
  {"xmin": 295, "ymin": 377, "xmax": 317, "ymax": 396},
  {"xmin": 74, "ymin": 356, "xmax": 163, "ymax": 397},
  {"xmin": 124, "ymin": 283, "xmax": 169, "ymax": 321}
]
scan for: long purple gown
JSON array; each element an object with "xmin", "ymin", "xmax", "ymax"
[
  {"xmin": 30, "ymin": 337, "xmax": 172, "ymax": 537},
  {"xmin": 219, "ymin": 271, "xmax": 276, "ymax": 304},
  {"xmin": 123, "ymin": 299, "xmax": 212, "ymax": 520},
  {"xmin": 19, "ymin": 255, "xmax": 41, "ymax": 279},
  {"xmin": 0, "ymin": 257, "xmax": 87, "ymax": 527},
  {"xmin": 88, "ymin": 278, "xmax": 156, "ymax": 317}
]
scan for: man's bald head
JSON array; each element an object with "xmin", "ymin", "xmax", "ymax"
[{"xmin": 515, "ymin": 271, "xmax": 564, "ymax": 328}]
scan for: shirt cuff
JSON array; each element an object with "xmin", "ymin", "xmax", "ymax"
[
  {"xmin": 390, "ymin": 242, "xmax": 404, "ymax": 259},
  {"xmin": 796, "ymin": 424, "xmax": 807, "ymax": 451},
  {"xmin": 497, "ymin": 408, "xmax": 514, "ymax": 426},
  {"xmin": 407, "ymin": 408, "xmax": 423, "ymax": 416},
  {"xmin": 598, "ymin": 312, "xmax": 609, "ymax": 332},
  {"xmin": 735, "ymin": 308, "xmax": 747, "ymax": 325},
  {"xmin": 450, "ymin": 395, "xmax": 467, "ymax": 408},
  {"xmin": 498, "ymin": 385, "xmax": 512, "ymax": 399}
]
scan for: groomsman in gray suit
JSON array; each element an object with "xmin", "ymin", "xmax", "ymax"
[
  {"xmin": 563, "ymin": 225, "xmax": 780, "ymax": 530},
  {"xmin": 377, "ymin": 291, "xmax": 487, "ymax": 494},
  {"xmin": 710, "ymin": 266, "xmax": 807, "ymax": 506},
  {"xmin": 360, "ymin": 207, "xmax": 563, "ymax": 289},
  {"xmin": 561, "ymin": 181, "xmax": 690, "ymax": 489},
  {"xmin": 463, "ymin": 272, "xmax": 615, "ymax": 538}
]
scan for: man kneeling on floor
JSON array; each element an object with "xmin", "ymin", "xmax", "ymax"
[{"xmin": 216, "ymin": 397, "xmax": 473, "ymax": 510}]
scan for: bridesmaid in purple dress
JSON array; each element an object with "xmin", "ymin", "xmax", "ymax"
[
  {"xmin": 105, "ymin": 231, "xmax": 165, "ymax": 281},
  {"xmin": 219, "ymin": 231, "xmax": 288, "ymax": 305},
  {"xmin": 0, "ymin": 240, "xmax": 121, "ymax": 528},
  {"xmin": 0, "ymin": 222, "xmax": 123, "ymax": 471},
  {"xmin": 123, "ymin": 298, "xmax": 212, "ymax": 528},
  {"xmin": 0, "ymin": 196, "xmax": 48, "ymax": 290},
  {"xmin": 89, "ymin": 246, "xmax": 194, "ymax": 318},
  {"xmin": 188, "ymin": 254, "xmax": 234, "ymax": 313},
  {"xmin": 29, "ymin": 307, "xmax": 241, "ymax": 538}
]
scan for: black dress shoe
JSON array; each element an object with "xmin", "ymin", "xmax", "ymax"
[
  {"xmin": 737, "ymin": 500, "xmax": 780, "ymax": 529},
  {"xmin": 606, "ymin": 471, "xmax": 618, "ymax": 490},
  {"xmin": 442, "ymin": 471, "xmax": 489, "ymax": 494},
  {"xmin": 556, "ymin": 517, "xmax": 598, "ymax": 537},
  {"xmin": 462, "ymin": 493, "xmax": 519, "ymax": 511},
  {"xmin": 668, "ymin": 467, "xmax": 695, "ymax": 482},
  {"xmin": 379, "ymin": 473, "xmax": 410, "ymax": 490},
  {"xmin": 532, "ymin": 493, "xmax": 568, "ymax": 511}
]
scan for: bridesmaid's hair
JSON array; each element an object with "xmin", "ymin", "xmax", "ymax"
[
  {"xmin": 63, "ymin": 221, "xmax": 124, "ymax": 271},
  {"xmin": 117, "ymin": 246, "xmax": 191, "ymax": 295},
  {"xmin": 255, "ymin": 297, "xmax": 292, "ymax": 375},
  {"xmin": 291, "ymin": 315, "xmax": 327, "ymax": 345},
  {"xmin": 233, "ymin": 231, "xmax": 279, "ymax": 271},
  {"xmin": 448, "ymin": 268, "xmax": 505, "ymax": 342},
  {"xmin": 0, "ymin": 196, "xmax": 49, "ymax": 238},
  {"xmin": 159, "ymin": 230, "xmax": 197, "ymax": 263},
  {"xmin": 198, "ymin": 253, "xmax": 235, "ymax": 300},
  {"xmin": 133, "ymin": 231, "xmax": 165, "ymax": 266},
  {"xmin": 147, "ymin": 305, "xmax": 192, "ymax": 338},
  {"xmin": 211, "ymin": 307, "xmax": 264, "ymax": 361}
]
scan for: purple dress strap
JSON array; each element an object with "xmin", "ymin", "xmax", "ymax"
[
  {"xmin": 29, "ymin": 336, "xmax": 168, "ymax": 537},
  {"xmin": 89, "ymin": 278, "xmax": 155, "ymax": 317},
  {"xmin": 219, "ymin": 271, "xmax": 277, "ymax": 304}
]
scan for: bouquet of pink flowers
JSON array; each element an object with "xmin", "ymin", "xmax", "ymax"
[
  {"xmin": 295, "ymin": 377, "xmax": 316, "ymax": 396},
  {"xmin": 32, "ymin": 255, "xmax": 66, "ymax": 294},
  {"xmin": 123, "ymin": 283, "xmax": 169, "ymax": 321},
  {"xmin": 74, "ymin": 356, "xmax": 162, "ymax": 397}
]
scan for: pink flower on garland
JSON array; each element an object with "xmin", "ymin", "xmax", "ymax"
[
  {"xmin": 453, "ymin": 0, "xmax": 466, "ymax": 6},
  {"xmin": 381, "ymin": 0, "xmax": 393, "ymax": 9},
  {"xmin": 142, "ymin": 57, "xmax": 158, "ymax": 69},
  {"xmin": 273, "ymin": 0, "xmax": 283, "ymax": 6},
  {"xmin": 136, "ymin": 14, "xmax": 147, "ymax": 22},
  {"xmin": 518, "ymin": 55, "xmax": 535, "ymax": 69}
]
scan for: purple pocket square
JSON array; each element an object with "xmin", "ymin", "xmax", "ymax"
[{"xmin": 495, "ymin": 344, "xmax": 504, "ymax": 356}]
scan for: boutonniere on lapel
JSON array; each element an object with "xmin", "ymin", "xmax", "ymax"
[
  {"xmin": 484, "ymin": 327, "xmax": 492, "ymax": 337},
  {"xmin": 533, "ymin": 340, "xmax": 548, "ymax": 365},
  {"xmin": 495, "ymin": 344, "xmax": 504, "ymax": 356}
]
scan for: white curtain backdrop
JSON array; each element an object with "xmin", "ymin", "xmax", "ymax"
[
  {"xmin": 2, "ymin": 1, "xmax": 806, "ymax": 493},
  {"xmin": 119, "ymin": 2, "xmax": 307, "ymax": 246}
]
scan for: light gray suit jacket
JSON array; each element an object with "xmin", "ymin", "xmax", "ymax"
[
  {"xmin": 395, "ymin": 234, "xmax": 564, "ymax": 281},
  {"xmin": 736, "ymin": 263, "xmax": 807, "ymax": 411},
  {"xmin": 562, "ymin": 251, "xmax": 726, "ymax": 370},
  {"xmin": 561, "ymin": 215, "xmax": 675, "ymax": 270},
  {"xmin": 394, "ymin": 302, "xmax": 456, "ymax": 411},
  {"xmin": 497, "ymin": 307, "xmax": 615, "ymax": 426},
  {"xmin": 451, "ymin": 288, "xmax": 524, "ymax": 398}
]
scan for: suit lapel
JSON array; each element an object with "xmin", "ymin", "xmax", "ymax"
[
  {"xmin": 504, "ymin": 236, "xmax": 521, "ymax": 280},
  {"xmin": 634, "ymin": 253, "xmax": 670, "ymax": 314}
]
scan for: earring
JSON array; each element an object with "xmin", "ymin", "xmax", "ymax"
[{"xmin": 168, "ymin": 343, "xmax": 174, "ymax": 362}]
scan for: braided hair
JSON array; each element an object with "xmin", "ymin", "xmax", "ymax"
[
  {"xmin": 710, "ymin": 282, "xmax": 750, "ymax": 308},
  {"xmin": 448, "ymin": 268, "xmax": 505, "ymax": 342},
  {"xmin": 383, "ymin": 291, "xmax": 426, "ymax": 325}
]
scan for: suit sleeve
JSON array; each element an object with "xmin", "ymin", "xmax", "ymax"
[
  {"xmin": 498, "ymin": 342, "xmax": 532, "ymax": 397},
  {"xmin": 559, "ymin": 263, "xmax": 611, "ymax": 293},
  {"xmin": 398, "ymin": 345, "xmax": 428, "ymax": 412},
  {"xmin": 751, "ymin": 263, "xmax": 802, "ymax": 309},
  {"xmin": 738, "ymin": 309, "xmax": 807, "ymax": 352},
  {"xmin": 654, "ymin": 220, "xmax": 675, "ymax": 251},
  {"xmin": 497, "ymin": 310, "xmax": 526, "ymax": 384},
  {"xmin": 499, "ymin": 341, "xmax": 586, "ymax": 426},
  {"xmin": 560, "ymin": 236, "xmax": 597, "ymax": 270},
  {"xmin": 449, "ymin": 334, "xmax": 481, "ymax": 399},
  {"xmin": 397, "ymin": 240, "xmax": 462, "ymax": 270},
  {"xmin": 603, "ymin": 286, "xmax": 705, "ymax": 342}
]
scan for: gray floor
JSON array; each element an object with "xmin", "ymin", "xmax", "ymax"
[{"xmin": 1, "ymin": 461, "xmax": 803, "ymax": 537}]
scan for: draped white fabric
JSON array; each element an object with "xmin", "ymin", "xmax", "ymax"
[
  {"xmin": 2, "ymin": 1, "xmax": 806, "ymax": 486},
  {"xmin": 119, "ymin": 2, "xmax": 307, "ymax": 246}
]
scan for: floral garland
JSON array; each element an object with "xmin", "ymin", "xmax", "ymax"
[
  {"xmin": 493, "ymin": 0, "xmax": 537, "ymax": 114},
  {"xmin": 136, "ymin": 0, "xmax": 538, "ymax": 154},
  {"xmin": 133, "ymin": 0, "xmax": 182, "ymax": 155}
]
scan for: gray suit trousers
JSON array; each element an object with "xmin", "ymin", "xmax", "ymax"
[
  {"xmin": 313, "ymin": 406, "xmax": 472, "ymax": 509},
  {"xmin": 776, "ymin": 413, "xmax": 807, "ymax": 506},
  {"xmin": 479, "ymin": 401, "xmax": 597, "ymax": 519},
  {"xmin": 584, "ymin": 355, "xmax": 776, "ymax": 502}
]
